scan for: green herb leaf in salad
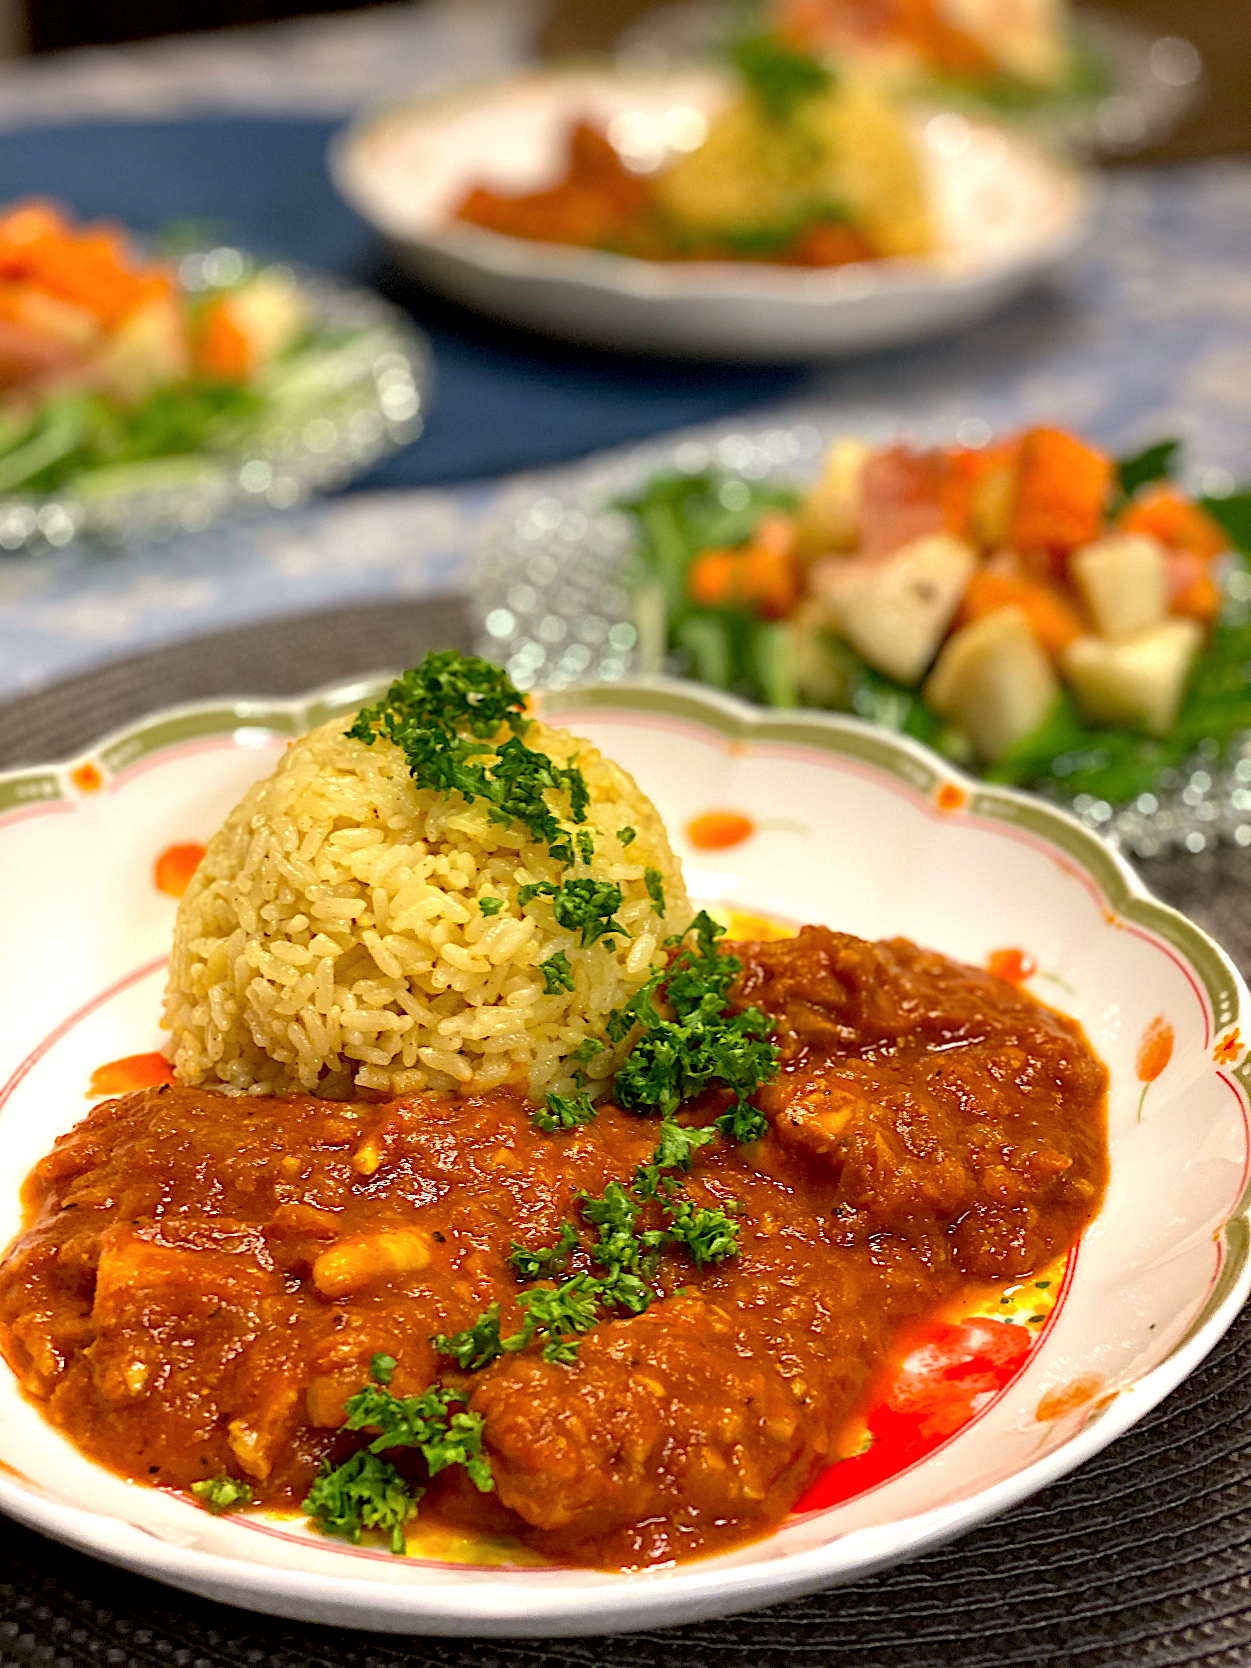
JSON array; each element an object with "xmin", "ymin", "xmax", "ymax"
[{"xmin": 1117, "ymin": 438, "xmax": 1182, "ymax": 502}]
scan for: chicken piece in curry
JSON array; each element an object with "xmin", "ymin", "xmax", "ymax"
[{"xmin": 0, "ymin": 926, "xmax": 1107, "ymax": 1569}]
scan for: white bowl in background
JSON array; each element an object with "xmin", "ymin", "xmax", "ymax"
[{"xmin": 329, "ymin": 67, "xmax": 1094, "ymax": 359}]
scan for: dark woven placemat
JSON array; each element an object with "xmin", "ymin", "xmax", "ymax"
[{"xmin": 3, "ymin": 598, "xmax": 1251, "ymax": 1667}]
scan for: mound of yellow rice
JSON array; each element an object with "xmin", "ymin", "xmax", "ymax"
[{"xmin": 163, "ymin": 708, "xmax": 690, "ymax": 1100}]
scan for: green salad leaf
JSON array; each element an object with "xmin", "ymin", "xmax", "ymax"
[
  {"xmin": 1117, "ymin": 438, "xmax": 1181, "ymax": 502},
  {"xmin": 0, "ymin": 381, "xmax": 262, "ymax": 498}
]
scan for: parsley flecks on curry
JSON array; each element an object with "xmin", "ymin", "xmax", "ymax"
[{"xmin": 0, "ymin": 925, "xmax": 1107, "ymax": 1569}]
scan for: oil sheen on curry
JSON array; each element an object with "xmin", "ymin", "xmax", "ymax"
[{"xmin": 0, "ymin": 926, "xmax": 1108, "ymax": 1570}]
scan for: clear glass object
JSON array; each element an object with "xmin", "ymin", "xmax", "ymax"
[{"xmin": 474, "ymin": 419, "xmax": 1247, "ymax": 860}]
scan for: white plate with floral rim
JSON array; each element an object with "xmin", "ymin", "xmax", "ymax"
[
  {"xmin": 0, "ymin": 676, "xmax": 1247, "ymax": 1636},
  {"xmin": 328, "ymin": 66, "xmax": 1093, "ymax": 359}
]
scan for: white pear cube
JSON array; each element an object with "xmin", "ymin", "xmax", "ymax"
[
  {"xmin": 225, "ymin": 270, "xmax": 307, "ymax": 371},
  {"xmin": 1070, "ymin": 533, "xmax": 1167, "ymax": 640},
  {"xmin": 796, "ymin": 438, "xmax": 870, "ymax": 555},
  {"xmin": 1062, "ymin": 618, "xmax": 1203, "ymax": 737},
  {"xmin": 924, "ymin": 606, "xmax": 1059, "ymax": 762},
  {"xmin": 92, "ymin": 295, "xmax": 189, "ymax": 405},
  {"xmin": 815, "ymin": 532, "xmax": 977, "ymax": 685}
]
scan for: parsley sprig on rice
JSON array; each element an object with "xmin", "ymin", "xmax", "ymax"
[{"xmin": 162, "ymin": 653, "xmax": 690, "ymax": 1099}]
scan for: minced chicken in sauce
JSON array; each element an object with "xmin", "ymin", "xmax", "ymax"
[{"xmin": 0, "ymin": 925, "xmax": 1107, "ymax": 1569}]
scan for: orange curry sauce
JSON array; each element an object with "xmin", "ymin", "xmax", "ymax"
[
  {"xmin": 455, "ymin": 123, "xmax": 879, "ymax": 268},
  {"xmin": 0, "ymin": 927, "xmax": 1107, "ymax": 1569}
]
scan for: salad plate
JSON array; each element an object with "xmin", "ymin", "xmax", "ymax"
[
  {"xmin": 473, "ymin": 419, "xmax": 1251, "ymax": 858},
  {"xmin": 0, "ymin": 249, "xmax": 431, "ymax": 555},
  {"xmin": 0, "ymin": 676, "xmax": 1248, "ymax": 1634},
  {"xmin": 329, "ymin": 65, "xmax": 1091, "ymax": 359}
]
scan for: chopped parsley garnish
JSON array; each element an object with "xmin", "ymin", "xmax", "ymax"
[
  {"xmin": 340, "ymin": 1379, "xmax": 491, "ymax": 1488},
  {"xmin": 517, "ymin": 1274, "xmax": 605, "ymax": 1364},
  {"xmin": 302, "ymin": 1356, "xmax": 492, "ymax": 1554},
  {"xmin": 731, "ymin": 32, "xmax": 833, "ymax": 124},
  {"xmin": 580, "ymin": 1181, "xmax": 666, "ymax": 1315},
  {"xmin": 533, "ymin": 1087, "xmax": 598, "ymax": 1133},
  {"xmin": 571, "ymin": 1037, "xmax": 603, "ymax": 1065},
  {"xmin": 663, "ymin": 1197, "xmax": 740, "ymax": 1267},
  {"xmin": 349, "ymin": 652, "xmax": 589, "ymax": 863},
  {"xmin": 349, "ymin": 651, "xmax": 527, "ymax": 741},
  {"xmin": 191, "ymin": 1475, "xmax": 253, "ymax": 1515},
  {"xmin": 576, "ymin": 828, "xmax": 595, "ymax": 864},
  {"xmin": 437, "ymin": 1134, "xmax": 742, "ymax": 1374},
  {"xmin": 609, "ymin": 911, "xmax": 777, "ymax": 1141},
  {"xmin": 616, "ymin": 826, "xmax": 637, "ymax": 846},
  {"xmin": 644, "ymin": 867, "xmax": 666, "ymax": 916},
  {"xmin": 478, "ymin": 896, "xmax": 504, "ymax": 916},
  {"xmin": 520, "ymin": 877, "xmax": 627, "ymax": 946},
  {"xmin": 582, "ymin": 1182, "xmax": 664, "ymax": 1276},
  {"xmin": 303, "ymin": 1451, "xmax": 417, "ymax": 1555},
  {"xmin": 509, "ymin": 1222, "xmax": 578, "ymax": 1282},
  {"xmin": 634, "ymin": 1117, "xmax": 717, "ymax": 1198},
  {"xmin": 433, "ymin": 1271, "xmax": 609, "ymax": 1369},
  {"xmin": 539, "ymin": 950, "xmax": 576, "ymax": 995},
  {"xmin": 432, "ymin": 1305, "xmax": 506, "ymax": 1373}
]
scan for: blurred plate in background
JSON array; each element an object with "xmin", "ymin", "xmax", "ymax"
[
  {"xmin": 616, "ymin": 3, "xmax": 1203, "ymax": 159},
  {"xmin": 330, "ymin": 65, "xmax": 1092, "ymax": 360},
  {"xmin": 0, "ymin": 256, "xmax": 432, "ymax": 555}
]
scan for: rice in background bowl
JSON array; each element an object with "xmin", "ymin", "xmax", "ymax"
[{"xmin": 163, "ymin": 712, "xmax": 690, "ymax": 1099}]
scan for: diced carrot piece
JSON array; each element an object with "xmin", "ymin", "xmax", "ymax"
[
  {"xmin": 687, "ymin": 514, "xmax": 801, "ymax": 618},
  {"xmin": 941, "ymin": 447, "xmax": 982, "ymax": 542},
  {"xmin": 1008, "ymin": 428, "xmax": 1113, "ymax": 565},
  {"xmin": 0, "ymin": 201, "xmax": 70, "ymax": 279},
  {"xmin": 1, "ymin": 210, "xmax": 174, "ymax": 327},
  {"xmin": 741, "ymin": 540, "xmax": 803, "ymax": 619},
  {"xmin": 942, "ymin": 439, "xmax": 1022, "ymax": 547},
  {"xmin": 688, "ymin": 549, "xmax": 738, "ymax": 608},
  {"xmin": 1163, "ymin": 548, "xmax": 1221, "ymax": 624},
  {"xmin": 956, "ymin": 570, "xmax": 1084, "ymax": 660},
  {"xmin": 195, "ymin": 298, "xmax": 252, "ymax": 381},
  {"xmin": 1171, "ymin": 574, "xmax": 1220, "ymax": 624},
  {"xmin": 1118, "ymin": 485, "xmax": 1228, "ymax": 562}
]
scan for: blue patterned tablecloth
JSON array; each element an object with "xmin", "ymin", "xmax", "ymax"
[{"xmin": 0, "ymin": 125, "xmax": 1248, "ymax": 699}]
